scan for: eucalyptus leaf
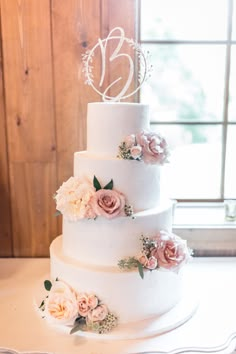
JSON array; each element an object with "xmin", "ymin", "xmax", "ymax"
[
  {"xmin": 93, "ymin": 175, "xmax": 102, "ymax": 191},
  {"xmin": 137, "ymin": 262, "xmax": 144, "ymax": 279},
  {"xmin": 54, "ymin": 210, "xmax": 61, "ymax": 217},
  {"xmin": 44, "ymin": 280, "xmax": 52, "ymax": 291},
  {"xmin": 104, "ymin": 179, "xmax": 113, "ymax": 190},
  {"xmin": 70, "ymin": 322, "xmax": 86, "ymax": 334}
]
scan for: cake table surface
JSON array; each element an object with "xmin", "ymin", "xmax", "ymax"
[{"xmin": 0, "ymin": 257, "xmax": 236, "ymax": 354}]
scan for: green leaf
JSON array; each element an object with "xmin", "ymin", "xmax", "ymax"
[
  {"xmin": 54, "ymin": 210, "xmax": 61, "ymax": 217},
  {"xmin": 44, "ymin": 280, "xmax": 52, "ymax": 291},
  {"xmin": 104, "ymin": 179, "xmax": 113, "ymax": 190},
  {"xmin": 137, "ymin": 262, "xmax": 144, "ymax": 279},
  {"xmin": 93, "ymin": 175, "xmax": 102, "ymax": 191}
]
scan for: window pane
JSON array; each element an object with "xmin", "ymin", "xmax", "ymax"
[
  {"xmin": 152, "ymin": 124, "xmax": 222, "ymax": 199},
  {"xmin": 141, "ymin": 0, "xmax": 228, "ymax": 41},
  {"xmin": 232, "ymin": 1, "xmax": 236, "ymax": 40},
  {"xmin": 225, "ymin": 125, "xmax": 236, "ymax": 198},
  {"xmin": 141, "ymin": 44, "xmax": 226, "ymax": 122},
  {"xmin": 228, "ymin": 45, "xmax": 236, "ymax": 121}
]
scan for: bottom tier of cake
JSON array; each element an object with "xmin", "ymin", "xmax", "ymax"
[{"xmin": 50, "ymin": 236, "xmax": 184, "ymax": 325}]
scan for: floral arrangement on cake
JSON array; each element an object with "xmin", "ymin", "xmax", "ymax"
[
  {"xmin": 118, "ymin": 130, "xmax": 169, "ymax": 164},
  {"xmin": 118, "ymin": 230, "xmax": 192, "ymax": 279},
  {"xmin": 54, "ymin": 175, "xmax": 133, "ymax": 221},
  {"xmin": 39, "ymin": 279, "xmax": 118, "ymax": 334}
]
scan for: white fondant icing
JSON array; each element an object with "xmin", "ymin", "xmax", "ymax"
[
  {"xmin": 87, "ymin": 102, "xmax": 149, "ymax": 155},
  {"xmin": 50, "ymin": 236, "xmax": 183, "ymax": 324},
  {"xmin": 74, "ymin": 151, "xmax": 161, "ymax": 211},
  {"xmin": 62, "ymin": 202, "xmax": 172, "ymax": 267}
]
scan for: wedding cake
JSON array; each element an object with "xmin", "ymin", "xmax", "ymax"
[
  {"xmin": 38, "ymin": 27, "xmax": 192, "ymax": 339},
  {"xmin": 39, "ymin": 101, "xmax": 192, "ymax": 338}
]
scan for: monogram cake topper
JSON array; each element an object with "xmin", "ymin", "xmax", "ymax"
[{"xmin": 82, "ymin": 27, "xmax": 152, "ymax": 102}]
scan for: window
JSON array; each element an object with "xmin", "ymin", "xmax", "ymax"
[{"xmin": 139, "ymin": 0, "xmax": 236, "ymax": 202}]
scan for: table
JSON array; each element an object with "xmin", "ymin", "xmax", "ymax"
[{"xmin": 0, "ymin": 258, "xmax": 236, "ymax": 354}]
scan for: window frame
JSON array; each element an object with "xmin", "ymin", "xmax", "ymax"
[{"xmin": 137, "ymin": 0, "xmax": 236, "ymax": 203}]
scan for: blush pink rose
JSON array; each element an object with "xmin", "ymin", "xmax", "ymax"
[
  {"xmin": 136, "ymin": 131, "xmax": 169, "ymax": 165},
  {"xmin": 87, "ymin": 294, "xmax": 99, "ymax": 310},
  {"xmin": 146, "ymin": 256, "xmax": 158, "ymax": 270},
  {"xmin": 44, "ymin": 281, "xmax": 78, "ymax": 325},
  {"xmin": 87, "ymin": 304, "xmax": 108, "ymax": 323},
  {"xmin": 130, "ymin": 145, "xmax": 142, "ymax": 160},
  {"xmin": 124, "ymin": 134, "xmax": 136, "ymax": 148},
  {"xmin": 90, "ymin": 189, "xmax": 126, "ymax": 219},
  {"xmin": 77, "ymin": 293, "xmax": 91, "ymax": 317},
  {"xmin": 151, "ymin": 231, "xmax": 189, "ymax": 270}
]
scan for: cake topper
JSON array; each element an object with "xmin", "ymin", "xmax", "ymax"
[{"xmin": 82, "ymin": 27, "xmax": 152, "ymax": 102}]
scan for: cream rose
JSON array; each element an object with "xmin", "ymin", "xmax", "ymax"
[
  {"xmin": 44, "ymin": 281, "xmax": 78, "ymax": 325},
  {"xmin": 55, "ymin": 177, "xmax": 96, "ymax": 221},
  {"xmin": 151, "ymin": 231, "xmax": 189, "ymax": 270},
  {"xmin": 136, "ymin": 131, "xmax": 169, "ymax": 165},
  {"xmin": 87, "ymin": 304, "xmax": 108, "ymax": 323},
  {"xmin": 90, "ymin": 189, "xmax": 126, "ymax": 219}
]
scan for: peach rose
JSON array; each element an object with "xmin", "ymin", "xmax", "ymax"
[
  {"xmin": 136, "ymin": 131, "xmax": 169, "ymax": 165},
  {"xmin": 130, "ymin": 145, "xmax": 142, "ymax": 160},
  {"xmin": 90, "ymin": 189, "xmax": 126, "ymax": 219},
  {"xmin": 138, "ymin": 254, "xmax": 148, "ymax": 266},
  {"xmin": 44, "ymin": 281, "xmax": 78, "ymax": 325},
  {"xmin": 55, "ymin": 177, "xmax": 96, "ymax": 221},
  {"xmin": 77, "ymin": 293, "xmax": 91, "ymax": 317},
  {"xmin": 87, "ymin": 304, "xmax": 108, "ymax": 323},
  {"xmin": 151, "ymin": 231, "xmax": 189, "ymax": 270}
]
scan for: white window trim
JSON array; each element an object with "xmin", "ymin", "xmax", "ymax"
[{"xmin": 173, "ymin": 203, "xmax": 236, "ymax": 256}]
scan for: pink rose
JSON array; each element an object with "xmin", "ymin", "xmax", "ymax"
[
  {"xmin": 130, "ymin": 145, "xmax": 142, "ymax": 160},
  {"xmin": 151, "ymin": 231, "xmax": 189, "ymax": 270},
  {"xmin": 87, "ymin": 294, "xmax": 98, "ymax": 309},
  {"xmin": 87, "ymin": 304, "xmax": 108, "ymax": 323},
  {"xmin": 90, "ymin": 189, "xmax": 126, "ymax": 219},
  {"xmin": 77, "ymin": 293, "xmax": 90, "ymax": 317},
  {"xmin": 136, "ymin": 131, "xmax": 169, "ymax": 165},
  {"xmin": 146, "ymin": 256, "xmax": 158, "ymax": 270},
  {"xmin": 44, "ymin": 281, "xmax": 78, "ymax": 325}
]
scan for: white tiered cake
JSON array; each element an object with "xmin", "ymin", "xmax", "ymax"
[{"xmin": 40, "ymin": 102, "xmax": 192, "ymax": 339}]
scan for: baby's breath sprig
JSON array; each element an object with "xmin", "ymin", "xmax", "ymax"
[{"xmin": 124, "ymin": 204, "xmax": 134, "ymax": 217}]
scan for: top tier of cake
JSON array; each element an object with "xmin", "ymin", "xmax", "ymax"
[{"xmin": 87, "ymin": 102, "xmax": 149, "ymax": 156}]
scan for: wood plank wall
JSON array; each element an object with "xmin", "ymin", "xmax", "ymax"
[{"xmin": 0, "ymin": 0, "xmax": 136, "ymax": 257}]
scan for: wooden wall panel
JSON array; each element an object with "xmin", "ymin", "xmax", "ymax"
[
  {"xmin": 0, "ymin": 0, "xmax": 137, "ymax": 256},
  {"xmin": 1, "ymin": 0, "xmax": 57, "ymax": 256},
  {"xmin": 101, "ymin": 0, "xmax": 137, "ymax": 102},
  {"xmin": 0, "ymin": 4, "xmax": 12, "ymax": 256},
  {"xmin": 51, "ymin": 0, "xmax": 101, "ymax": 187}
]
